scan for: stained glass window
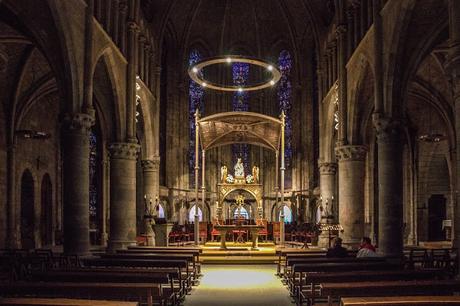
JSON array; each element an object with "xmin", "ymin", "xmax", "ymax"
[
  {"xmin": 278, "ymin": 50, "xmax": 293, "ymax": 188},
  {"xmin": 233, "ymin": 206, "xmax": 249, "ymax": 219},
  {"xmin": 279, "ymin": 205, "xmax": 292, "ymax": 223},
  {"xmin": 232, "ymin": 62, "xmax": 250, "ymax": 174},
  {"xmin": 189, "ymin": 205, "xmax": 203, "ymax": 222},
  {"xmin": 189, "ymin": 50, "xmax": 204, "ymax": 188},
  {"xmin": 89, "ymin": 130, "xmax": 98, "ymax": 218},
  {"xmin": 157, "ymin": 204, "xmax": 165, "ymax": 218}
]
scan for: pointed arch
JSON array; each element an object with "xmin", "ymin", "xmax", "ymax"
[
  {"xmin": 21, "ymin": 169, "xmax": 35, "ymax": 249},
  {"xmin": 40, "ymin": 173, "xmax": 53, "ymax": 246}
]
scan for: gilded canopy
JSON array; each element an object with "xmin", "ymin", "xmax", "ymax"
[{"xmin": 197, "ymin": 111, "xmax": 283, "ymax": 151}]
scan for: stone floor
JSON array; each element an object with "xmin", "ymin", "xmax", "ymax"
[{"xmin": 184, "ymin": 264, "xmax": 294, "ymax": 306}]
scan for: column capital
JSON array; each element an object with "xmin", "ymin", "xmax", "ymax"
[
  {"xmin": 62, "ymin": 113, "xmax": 94, "ymax": 135},
  {"xmin": 372, "ymin": 115, "xmax": 402, "ymax": 143},
  {"xmin": 127, "ymin": 21, "xmax": 140, "ymax": 33},
  {"xmin": 319, "ymin": 162, "xmax": 337, "ymax": 175},
  {"xmin": 336, "ymin": 24, "xmax": 347, "ymax": 38},
  {"xmin": 109, "ymin": 142, "xmax": 140, "ymax": 160},
  {"xmin": 335, "ymin": 145, "xmax": 367, "ymax": 161},
  {"xmin": 141, "ymin": 157, "xmax": 160, "ymax": 171}
]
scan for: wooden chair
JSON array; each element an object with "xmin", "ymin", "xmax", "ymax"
[
  {"xmin": 211, "ymin": 218, "xmax": 222, "ymax": 242},
  {"xmin": 199, "ymin": 222, "xmax": 208, "ymax": 243},
  {"xmin": 256, "ymin": 219, "xmax": 268, "ymax": 242},
  {"xmin": 272, "ymin": 221, "xmax": 281, "ymax": 243},
  {"xmin": 232, "ymin": 216, "xmax": 248, "ymax": 243}
]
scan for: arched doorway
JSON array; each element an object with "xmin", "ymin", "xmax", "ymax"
[
  {"xmin": 41, "ymin": 174, "xmax": 53, "ymax": 246},
  {"xmin": 21, "ymin": 170, "xmax": 35, "ymax": 249}
]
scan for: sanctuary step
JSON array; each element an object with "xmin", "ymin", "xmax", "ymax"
[{"xmin": 199, "ymin": 242, "xmax": 320, "ymax": 264}]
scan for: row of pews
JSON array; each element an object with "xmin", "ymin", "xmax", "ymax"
[
  {"xmin": 276, "ymin": 247, "xmax": 460, "ymax": 306},
  {"xmin": 0, "ymin": 246, "xmax": 202, "ymax": 305}
]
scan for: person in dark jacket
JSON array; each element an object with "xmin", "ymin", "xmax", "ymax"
[{"xmin": 326, "ymin": 237, "xmax": 348, "ymax": 257}]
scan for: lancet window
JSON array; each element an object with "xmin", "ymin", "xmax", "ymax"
[
  {"xmin": 232, "ymin": 62, "xmax": 250, "ymax": 174},
  {"xmin": 189, "ymin": 49, "xmax": 205, "ymax": 188},
  {"xmin": 278, "ymin": 50, "xmax": 293, "ymax": 188}
]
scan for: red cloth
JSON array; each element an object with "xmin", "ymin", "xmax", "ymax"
[{"xmin": 360, "ymin": 242, "xmax": 376, "ymax": 252}]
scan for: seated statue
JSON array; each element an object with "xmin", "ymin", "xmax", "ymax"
[{"xmin": 234, "ymin": 157, "xmax": 244, "ymax": 177}]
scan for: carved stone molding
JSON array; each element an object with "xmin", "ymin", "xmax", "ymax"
[
  {"xmin": 335, "ymin": 145, "xmax": 367, "ymax": 162},
  {"xmin": 62, "ymin": 113, "xmax": 95, "ymax": 135},
  {"xmin": 319, "ymin": 162, "xmax": 337, "ymax": 175},
  {"xmin": 109, "ymin": 142, "xmax": 140, "ymax": 160},
  {"xmin": 141, "ymin": 157, "xmax": 160, "ymax": 171},
  {"xmin": 372, "ymin": 115, "xmax": 402, "ymax": 143}
]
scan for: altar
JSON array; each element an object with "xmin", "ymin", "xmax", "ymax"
[
  {"xmin": 191, "ymin": 111, "xmax": 288, "ymax": 246},
  {"xmin": 214, "ymin": 224, "xmax": 264, "ymax": 250}
]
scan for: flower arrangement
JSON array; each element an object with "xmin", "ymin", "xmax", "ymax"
[
  {"xmin": 226, "ymin": 174, "xmax": 234, "ymax": 183},
  {"xmin": 246, "ymin": 174, "xmax": 254, "ymax": 184}
]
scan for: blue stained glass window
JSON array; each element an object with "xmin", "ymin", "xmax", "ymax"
[
  {"xmin": 157, "ymin": 204, "xmax": 165, "ymax": 218},
  {"xmin": 189, "ymin": 50, "xmax": 204, "ymax": 188},
  {"xmin": 232, "ymin": 62, "xmax": 250, "ymax": 174},
  {"xmin": 278, "ymin": 50, "xmax": 293, "ymax": 188},
  {"xmin": 189, "ymin": 205, "xmax": 203, "ymax": 222},
  {"xmin": 233, "ymin": 206, "xmax": 249, "ymax": 219},
  {"xmin": 280, "ymin": 205, "xmax": 293, "ymax": 223},
  {"xmin": 89, "ymin": 130, "xmax": 98, "ymax": 218}
]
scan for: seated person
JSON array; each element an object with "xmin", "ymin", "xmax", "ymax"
[
  {"xmin": 356, "ymin": 236, "xmax": 379, "ymax": 257},
  {"xmin": 326, "ymin": 237, "xmax": 348, "ymax": 258}
]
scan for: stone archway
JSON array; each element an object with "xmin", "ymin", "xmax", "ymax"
[
  {"xmin": 40, "ymin": 173, "xmax": 53, "ymax": 246},
  {"xmin": 21, "ymin": 169, "xmax": 35, "ymax": 249}
]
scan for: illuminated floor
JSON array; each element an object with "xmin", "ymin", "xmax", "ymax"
[{"xmin": 184, "ymin": 264, "xmax": 294, "ymax": 306}]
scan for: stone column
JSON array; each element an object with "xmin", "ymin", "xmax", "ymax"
[
  {"xmin": 373, "ymin": 117, "xmax": 403, "ymax": 256},
  {"xmin": 447, "ymin": 0, "xmax": 460, "ymax": 257},
  {"xmin": 62, "ymin": 113, "xmax": 95, "ymax": 255},
  {"xmin": 118, "ymin": 1, "xmax": 128, "ymax": 56},
  {"xmin": 336, "ymin": 21, "xmax": 348, "ymax": 146},
  {"xmin": 141, "ymin": 157, "xmax": 160, "ymax": 199},
  {"xmin": 346, "ymin": 8, "xmax": 354, "ymax": 58},
  {"xmin": 335, "ymin": 145, "xmax": 367, "ymax": 246},
  {"xmin": 6, "ymin": 144, "xmax": 19, "ymax": 248},
  {"xmin": 108, "ymin": 142, "xmax": 139, "ymax": 250},
  {"xmin": 319, "ymin": 162, "xmax": 338, "ymax": 218}
]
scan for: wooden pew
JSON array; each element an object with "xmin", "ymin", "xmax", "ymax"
[
  {"xmin": 276, "ymin": 249, "xmax": 357, "ymax": 276},
  {"xmin": 101, "ymin": 253, "xmax": 198, "ymax": 278},
  {"xmin": 285, "ymin": 257, "xmax": 387, "ymax": 283},
  {"xmin": 117, "ymin": 248, "xmax": 202, "ymax": 273},
  {"xmin": 28, "ymin": 270, "xmax": 176, "ymax": 305},
  {"xmin": 340, "ymin": 296, "xmax": 460, "ymax": 306},
  {"xmin": 97, "ymin": 254, "xmax": 197, "ymax": 286},
  {"xmin": 289, "ymin": 261, "xmax": 402, "ymax": 299},
  {"xmin": 0, "ymin": 281, "xmax": 167, "ymax": 306},
  {"xmin": 43, "ymin": 267, "xmax": 184, "ymax": 302},
  {"xmin": 0, "ymin": 297, "xmax": 138, "ymax": 305},
  {"xmin": 82, "ymin": 257, "xmax": 191, "ymax": 295},
  {"xmin": 320, "ymin": 279, "xmax": 460, "ymax": 306},
  {"xmin": 297, "ymin": 269, "xmax": 447, "ymax": 305}
]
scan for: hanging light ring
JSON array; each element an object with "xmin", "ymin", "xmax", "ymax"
[{"xmin": 188, "ymin": 55, "xmax": 281, "ymax": 92}]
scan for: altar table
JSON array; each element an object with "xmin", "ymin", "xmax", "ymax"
[{"xmin": 214, "ymin": 225, "xmax": 264, "ymax": 250}]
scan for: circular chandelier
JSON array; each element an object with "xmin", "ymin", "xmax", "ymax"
[{"xmin": 188, "ymin": 55, "xmax": 281, "ymax": 92}]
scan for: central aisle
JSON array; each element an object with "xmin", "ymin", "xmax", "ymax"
[{"xmin": 184, "ymin": 264, "xmax": 294, "ymax": 306}]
